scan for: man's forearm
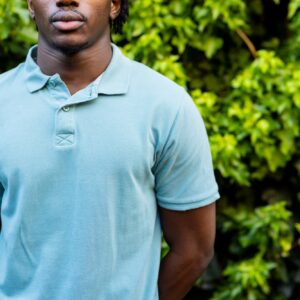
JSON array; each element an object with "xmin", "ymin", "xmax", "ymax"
[{"xmin": 158, "ymin": 249, "xmax": 213, "ymax": 300}]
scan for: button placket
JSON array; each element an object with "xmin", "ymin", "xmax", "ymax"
[{"xmin": 55, "ymin": 105, "xmax": 76, "ymax": 147}]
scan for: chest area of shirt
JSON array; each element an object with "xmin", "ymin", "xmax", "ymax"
[{"xmin": 0, "ymin": 99, "xmax": 156, "ymax": 183}]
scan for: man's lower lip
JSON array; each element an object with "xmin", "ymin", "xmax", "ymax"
[{"xmin": 52, "ymin": 21, "xmax": 84, "ymax": 31}]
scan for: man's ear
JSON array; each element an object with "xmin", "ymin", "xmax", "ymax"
[
  {"xmin": 27, "ymin": 0, "xmax": 35, "ymax": 19},
  {"xmin": 110, "ymin": 0, "xmax": 121, "ymax": 21}
]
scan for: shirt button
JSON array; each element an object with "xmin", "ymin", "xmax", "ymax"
[{"xmin": 62, "ymin": 106, "xmax": 70, "ymax": 112}]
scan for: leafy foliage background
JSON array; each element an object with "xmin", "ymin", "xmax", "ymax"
[{"xmin": 1, "ymin": 0, "xmax": 300, "ymax": 299}]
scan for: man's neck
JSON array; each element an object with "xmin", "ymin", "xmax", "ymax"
[{"xmin": 36, "ymin": 39, "xmax": 112, "ymax": 95}]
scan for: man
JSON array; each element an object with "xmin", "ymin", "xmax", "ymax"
[{"xmin": 0, "ymin": 0, "xmax": 219, "ymax": 299}]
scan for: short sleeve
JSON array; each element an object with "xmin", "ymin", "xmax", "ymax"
[{"xmin": 154, "ymin": 90, "xmax": 220, "ymax": 211}]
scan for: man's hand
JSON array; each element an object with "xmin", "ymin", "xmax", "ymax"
[{"xmin": 158, "ymin": 202, "xmax": 216, "ymax": 300}]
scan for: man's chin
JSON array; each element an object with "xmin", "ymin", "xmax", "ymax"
[{"xmin": 52, "ymin": 42, "xmax": 89, "ymax": 55}]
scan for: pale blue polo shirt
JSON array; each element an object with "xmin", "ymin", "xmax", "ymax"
[{"xmin": 0, "ymin": 44, "xmax": 219, "ymax": 300}]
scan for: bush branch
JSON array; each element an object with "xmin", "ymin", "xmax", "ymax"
[{"xmin": 236, "ymin": 28, "xmax": 257, "ymax": 58}]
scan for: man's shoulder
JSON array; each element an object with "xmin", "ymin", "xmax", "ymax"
[
  {"xmin": 129, "ymin": 59, "xmax": 183, "ymax": 94},
  {"xmin": 126, "ymin": 58, "xmax": 189, "ymax": 114},
  {"xmin": 0, "ymin": 64, "xmax": 24, "ymax": 90}
]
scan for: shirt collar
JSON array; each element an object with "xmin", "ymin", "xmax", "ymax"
[
  {"xmin": 24, "ymin": 43, "xmax": 131, "ymax": 95},
  {"xmin": 24, "ymin": 46, "xmax": 50, "ymax": 93}
]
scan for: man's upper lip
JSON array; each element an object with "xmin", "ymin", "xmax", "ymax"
[{"xmin": 51, "ymin": 11, "xmax": 85, "ymax": 22}]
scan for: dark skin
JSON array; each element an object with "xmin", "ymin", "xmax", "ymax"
[
  {"xmin": 27, "ymin": 0, "xmax": 216, "ymax": 299},
  {"xmin": 158, "ymin": 203, "xmax": 216, "ymax": 300}
]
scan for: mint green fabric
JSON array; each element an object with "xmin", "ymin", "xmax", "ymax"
[{"xmin": 0, "ymin": 44, "xmax": 219, "ymax": 300}]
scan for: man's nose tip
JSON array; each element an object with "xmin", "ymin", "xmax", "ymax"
[{"xmin": 56, "ymin": 0, "xmax": 79, "ymax": 7}]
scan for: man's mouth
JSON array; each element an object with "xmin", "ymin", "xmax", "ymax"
[{"xmin": 50, "ymin": 10, "xmax": 86, "ymax": 31}]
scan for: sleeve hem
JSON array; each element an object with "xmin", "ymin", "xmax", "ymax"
[{"xmin": 158, "ymin": 191, "xmax": 220, "ymax": 211}]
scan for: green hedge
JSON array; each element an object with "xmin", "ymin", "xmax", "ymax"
[{"xmin": 1, "ymin": 0, "xmax": 300, "ymax": 299}]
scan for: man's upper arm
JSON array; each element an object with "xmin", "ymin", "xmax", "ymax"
[
  {"xmin": 154, "ymin": 89, "xmax": 219, "ymax": 211},
  {"xmin": 159, "ymin": 203, "xmax": 216, "ymax": 257},
  {"xmin": 154, "ymin": 90, "xmax": 219, "ymax": 259}
]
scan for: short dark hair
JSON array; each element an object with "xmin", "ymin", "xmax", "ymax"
[{"xmin": 112, "ymin": 0, "xmax": 129, "ymax": 34}]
